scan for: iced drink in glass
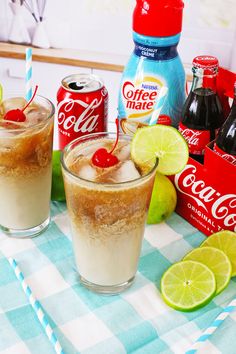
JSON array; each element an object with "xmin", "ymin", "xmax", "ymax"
[
  {"xmin": 0, "ymin": 96, "xmax": 54, "ymax": 238},
  {"xmin": 61, "ymin": 132, "xmax": 158, "ymax": 294}
]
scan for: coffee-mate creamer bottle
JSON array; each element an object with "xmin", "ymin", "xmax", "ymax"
[{"xmin": 118, "ymin": 0, "xmax": 186, "ymax": 134}]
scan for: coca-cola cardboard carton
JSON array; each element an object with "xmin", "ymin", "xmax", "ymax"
[
  {"xmin": 171, "ymin": 67, "xmax": 236, "ymax": 236},
  {"xmin": 172, "ymin": 146, "xmax": 236, "ymax": 236}
]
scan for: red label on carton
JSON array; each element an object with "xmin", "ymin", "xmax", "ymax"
[
  {"xmin": 214, "ymin": 144, "xmax": 236, "ymax": 166},
  {"xmin": 170, "ymin": 145, "xmax": 236, "ymax": 236},
  {"xmin": 179, "ymin": 122, "xmax": 211, "ymax": 155}
]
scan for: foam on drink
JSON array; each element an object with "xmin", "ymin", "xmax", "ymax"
[{"xmin": 67, "ymin": 139, "xmax": 141, "ymax": 184}]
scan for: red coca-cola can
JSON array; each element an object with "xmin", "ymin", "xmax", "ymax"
[{"xmin": 57, "ymin": 73, "xmax": 108, "ymax": 149}]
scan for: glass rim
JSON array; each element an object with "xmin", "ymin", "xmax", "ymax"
[
  {"xmin": 0, "ymin": 95, "xmax": 55, "ymax": 133},
  {"xmin": 61, "ymin": 131, "xmax": 159, "ymax": 187}
]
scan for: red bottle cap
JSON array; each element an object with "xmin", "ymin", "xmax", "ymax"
[
  {"xmin": 133, "ymin": 0, "xmax": 184, "ymax": 37},
  {"xmin": 192, "ymin": 56, "xmax": 219, "ymax": 69}
]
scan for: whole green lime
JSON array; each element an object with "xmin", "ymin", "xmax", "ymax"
[
  {"xmin": 147, "ymin": 172, "xmax": 177, "ymax": 224},
  {"xmin": 51, "ymin": 150, "xmax": 66, "ymax": 201}
]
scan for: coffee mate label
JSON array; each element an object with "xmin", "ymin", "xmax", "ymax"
[{"xmin": 119, "ymin": 76, "xmax": 168, "ymax": 135}]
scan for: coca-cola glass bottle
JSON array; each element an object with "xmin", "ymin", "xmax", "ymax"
[
  {"xmin": 214, "ymin": 82, "xmax": 236, "ymax": 165},
  {"xmin": 179, "ymin": 55, "xmax": 224, "ymax": 164}
]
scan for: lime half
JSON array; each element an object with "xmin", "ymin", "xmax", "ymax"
[
  {"xmin": 201, "ymin": 231, "xmax": 236, "ymax": 276},
  {"xmin": 183, "ymin": 247, "xmax": 232, "ymax": 295},
  {"xmin": 131, "ymin": 125, "xmax": 189, "ymax": 175},
  {"xmin": 161, "ymin": 261, "xmax": 216, "ymax": 311}
]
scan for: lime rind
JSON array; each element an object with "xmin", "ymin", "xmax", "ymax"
[
  {"xmin": 201, "ymin": 231, "xmax": 236, "ymax": 277},
  {"xmin": 183, "ymin": 246, "xmax": 232, "ymax": 295},
  {"xmin": 131, "ymin": 125, "xmax": 189, "ymax": 175},
  {"xmin": 51, "ymin": 150, "xmax": 66, "ymax": 201},
  {"xmin": 161, "ymin": 260, "xmax": 216, "ymax": 312}
]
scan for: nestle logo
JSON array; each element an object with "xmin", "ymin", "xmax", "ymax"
[{"xmin": 141, "ymin": 84, "xmax": 158, "ymax": 91}]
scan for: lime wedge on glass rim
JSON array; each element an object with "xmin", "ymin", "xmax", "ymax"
[
  {"xmin": 201, "ymin": 231, "xmax": 236, "ymax": 276},
  {"xmin": 161, "ymin": 260, "xmax": 216, "ymax": 311},
  {"xmin": 130, "ymin": 125, "xmax": 189, "ymax": 175},
  {"xmin": 183, "ymin": 247, "xmax": 232, "ymax": 295}
]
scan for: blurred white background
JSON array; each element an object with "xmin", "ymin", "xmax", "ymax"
[{"xmin": 0, "ymin": 0, "xmax": 236, "ymax": 69}]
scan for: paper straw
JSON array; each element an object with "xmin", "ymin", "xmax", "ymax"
[
  {"xmin": 186, "ymin": 298, "xmax": 236, "ymax": 354},
  {"xmin": 149, "ymin": 86, "xmax": 168, "ymax": 125},
  {"xmin": 8, "ymin": 258, "xmax": 65, "ymax": 354},
  {"xmin": 25, "ymin": 47, "xmax": 33, "ymax": 101}
]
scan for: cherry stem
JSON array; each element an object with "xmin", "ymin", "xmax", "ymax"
[
  {"xmin": 22, "ymin": 85, "xmax": 38, "ymax": 112},
  {"xmin": 109, "ymin": 118, "xmax": 119, "ymax": 155}
]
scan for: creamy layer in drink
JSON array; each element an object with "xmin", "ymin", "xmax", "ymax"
[
  {"xmin": 0, "ymin": 96, "xmax": 54, "ymax": 235},
  {"xmin": 62, "ymin": 136, "xmax": 156, "ymax": 289}
]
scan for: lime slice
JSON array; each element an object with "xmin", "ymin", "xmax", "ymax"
[
  {"xmin": 201, "ymin": 231, "xmax": 236, "ymax": 276},
  {"xmin": 183, "ymin": 247, "xmax": 231, "ymax": 295},
  {"xmin": 131, "ymin": 125, "xmax": 189, "ymax": 175},
  {"xmin": 161, "ymin": 261, "xmax": 216, "ymax": 311},
  {"xmin": 51, "ymin": 150, "xmax": 66, "ymax": 201}
]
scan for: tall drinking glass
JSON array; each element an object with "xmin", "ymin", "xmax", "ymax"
[
  {"xmin": 61, "ymin": 132, "xmax": 158, "ymax": 294},
  {"xmin": 0, "ymin": 95, "xmax": 54, "ymax": 238}
]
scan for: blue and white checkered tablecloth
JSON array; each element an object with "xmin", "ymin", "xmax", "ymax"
[{"xmin": 0, "ymin": 202, "xmax": 236, "ymax": 354}]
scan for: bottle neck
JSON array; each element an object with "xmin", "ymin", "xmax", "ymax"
[
  {"xmin": 133, "ymin": 32, "xmax": 180, "ymax": 61},
  {"xmin": 229, "ymin": 96, "xmax": 236, "ymax": 119},
  {"xmin": 191, "ymin": 67, "xmax": 218, "ymax": 93}
]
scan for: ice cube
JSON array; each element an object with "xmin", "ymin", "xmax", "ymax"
[
  {"xmin": 24, "ymin": 105, "xmax": 48, "ymax": 126},
  {"xmin": 2, "ymin": 97, "xmax": 27, "ymax": 114},
  {"xmin": 78, "ymin": 164, "xmax": 97, "ymax": 181},
  {"xmin": 114, "ymin": 160, "xmax": 140, "ymax": 183},
  {"xmin": 69, "ymin": 154, "xmax": 97, "ymax": 181},
  {"xmin": 0, "ymin": 129, "xmax": 14, "ymax": 152},
  {"xmin": 115, "ymin": 143, "xmax": 130, "ymax": 161},
  {"xmin": 94, "ymin": 162, "xmax": 121, "ymax": 183}
]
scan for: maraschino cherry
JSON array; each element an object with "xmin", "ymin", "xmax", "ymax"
[
  {"xmin": 4, "ymin": 86, "xmax": 38, "ymax": 122},
  {"xmin": 92, "ymin": 118, "xmax": 120, "ymax": 168}
]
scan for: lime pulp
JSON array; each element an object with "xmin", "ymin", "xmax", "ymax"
[
  {"xmin": 161, "ymin": 260, "xmax": 216, "ymax": 311},
  {"xmin": 201, "ymin": 231, "xmax": 236, "ymax": 276},
  {"xmin": 183, "ymin": 246, "xmax": 232, "ymax": 295},
  {"xmin": 131, "ymin": 125, "xmax": 189, "ymax": 175}
]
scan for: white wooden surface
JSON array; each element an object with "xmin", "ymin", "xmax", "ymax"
[{"xmin": 0, "ymin": 0, "xmax": 236, "ymax": 69}]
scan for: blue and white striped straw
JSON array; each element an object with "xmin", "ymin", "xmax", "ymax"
[
  {"xmin": 149, "ymin": 86, "xmax": 168, "ymax": 125},
  {"xmin": 8, "ymin": 258, "xmax": 65, "ymax": 354},
  {"xmin": 186, "ymin": 298, "xmax": 236, "ymax": 354},
  {"xmin": 25, "ymin": 47, "xmax": 33, "ymax": 101}
]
